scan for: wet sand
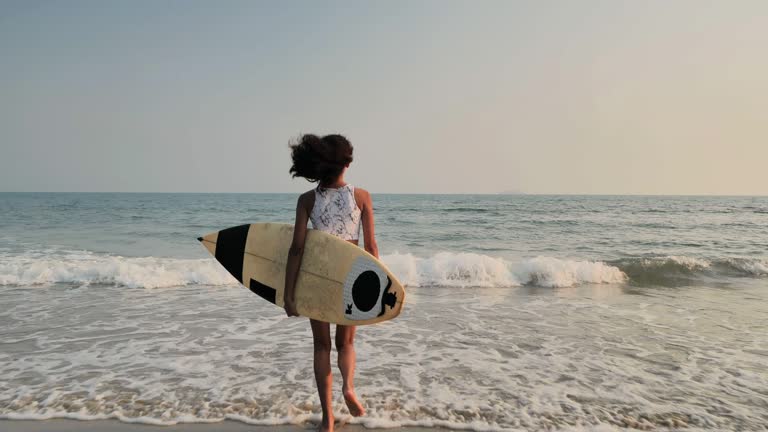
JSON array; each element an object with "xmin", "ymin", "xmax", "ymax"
[{"xmin": 0, "ymin": 419, "xmax": 449, "ymax": 432}]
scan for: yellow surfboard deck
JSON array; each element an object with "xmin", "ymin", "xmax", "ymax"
[{"xmin": 198, "ymin": 223, "xmax": 405, "ymax": 325}]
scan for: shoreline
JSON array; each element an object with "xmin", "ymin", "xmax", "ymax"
[{"xmin": 0, "ymin": 419, "xmax": 451, "ymax": 432}]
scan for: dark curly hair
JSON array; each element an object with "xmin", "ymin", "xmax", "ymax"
[{"xmin": 289, "ymin": 134, "xmax": 354, "ymax": 185}]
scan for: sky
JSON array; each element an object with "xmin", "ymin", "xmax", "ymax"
[{"xmin": 1, "ymin": 0, "xmax": 767, "ymax": 195}]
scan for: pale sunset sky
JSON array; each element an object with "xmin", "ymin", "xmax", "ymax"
[{"xmin": 1, "ymin": 1, "xmax": 766, "ymax": 194}]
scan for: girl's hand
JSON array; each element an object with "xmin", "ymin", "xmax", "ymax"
[{"xmin": 284, "ymin": 299, "xmax": 299, "ymax": 317}]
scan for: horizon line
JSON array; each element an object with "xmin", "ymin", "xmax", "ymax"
[{"xmin": 1, "ymin": 191, "xmax": 766, "ymax": 197}]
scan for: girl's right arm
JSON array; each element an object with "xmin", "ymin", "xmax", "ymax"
[
  {"xmin": 284, "ymin": 193, "xmax": 310, "ymax": 317},
  {"xmin": 360, "ymin": 189, "xmax": 379, "ymax": 259}
]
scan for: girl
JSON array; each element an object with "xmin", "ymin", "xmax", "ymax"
[{"xmin": 284, "ymin": 134, "xmax": 377, "ymax": 432}]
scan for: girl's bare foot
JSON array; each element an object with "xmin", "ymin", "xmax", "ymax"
[
  {"xmin": 343, "ymin": 387, "xmax": 365, "ymax": 417},
  {"xmin": 319, "ymin": 415, "xmax": 334, "ymax": 432}
]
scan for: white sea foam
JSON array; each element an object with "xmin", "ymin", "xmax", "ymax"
[
  {"xmin": 512, "ymin": 256, "xmax": 628, "ymax": 287},
  {"xmin": 0, "ymin": 250, "xmax": 237, "ymax": 288},
  {"xmin": 0, "ymin": 248, "xmax": 626, "ymax": 289},
  {"xmin": 3, "ymin": 276, "xmax": 764, "ymax": 430},
  {"xmin": 382, "ymin": 252, "xmax": 627, "ymax": 288},
  {"xmin": 382, "ymin": 252, "xmax": 521, "ymax": 288},
  {"xmin": 1, "ymin": 249, "xmax": 764, "ymax": 290}
]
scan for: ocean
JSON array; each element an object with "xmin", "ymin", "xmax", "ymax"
[{"xmin": 1, "ymin": 192, "xmax": 766, "ymax": 431}]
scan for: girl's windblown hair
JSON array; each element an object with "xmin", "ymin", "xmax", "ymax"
[{"xmin": 289, "ymin": 134, "xmax": 354, "ymax": 184}]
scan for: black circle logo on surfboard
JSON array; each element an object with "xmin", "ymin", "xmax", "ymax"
[{"xmin": 343, "ymin": 257, "xmax": 393, "ymax": 320}]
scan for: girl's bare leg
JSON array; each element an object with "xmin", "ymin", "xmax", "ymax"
[
  {"xmin": 335, "ymin": 324, "xmax": 365, "ymax": 417},
  {"xmin": 311, "ymin": 319, "xmax": 334, "ymax": 431}
]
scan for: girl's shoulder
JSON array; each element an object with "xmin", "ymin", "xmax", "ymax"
[
  {"xmin": 352, "ymin": 186, "xmax": 371, "ymax": 210},
  {"xmin": 356, "ymin": 186, "xmax": 370, "ymax": 196},
  {"xmin": 298, "ymin": 189, "xmax": 316, "ymax": 213}
]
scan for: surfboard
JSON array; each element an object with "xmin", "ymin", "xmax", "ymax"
[{"xmin": 197, "ymin": 223, "xmax": 405, "ymax": 325}]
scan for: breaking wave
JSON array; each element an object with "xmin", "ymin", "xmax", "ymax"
[
  {"xmin": 0, "ymin": 249, "xmax": 765, "ymax": 289},
  {"xmin": 383, "ymin": 252, "xmax": 627, "ymax": 288},
  {"xmin": 610, "ymin": 255, "xmax": 768, "ymax": 286},
  {"xmin": 0, "ymin": 249, "xmax": 236, "ymax": 289}
]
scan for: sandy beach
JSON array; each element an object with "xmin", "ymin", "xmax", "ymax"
[{"xmin": 0, "ymin": 420, "xmax": 448, "ymax": 432}]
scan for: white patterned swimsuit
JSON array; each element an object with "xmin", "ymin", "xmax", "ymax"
[{"xmin": 310, "ymin": 184, "xmax": 362, "ymax": 241}]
